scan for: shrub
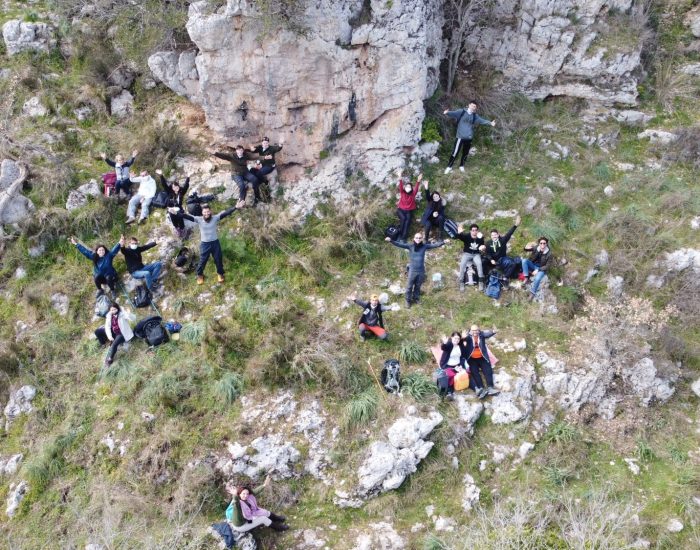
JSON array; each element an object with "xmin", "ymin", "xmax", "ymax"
[
  {"xmin": 423, "ymin": 534, "xmax": 449, "ymax": 550},
  {"xmin": 421, "ymin": 117, "xmax": 442, "ymax": 143},
  {"xmin": 399, "ymin": 340, "xmax": 428, "ymax": 364},
  {"xmin": 214, "ymin": 372, "xmax": 244, "ymax": 405},
  {"xmin": 141, "ymin": 370, "xmax": 194, "ymax": 410},
  {"xmin": 345, "ymin": 387, "xmax": 379, "ymax": 428},
  {"xmin": 543, "ymin": 421, "xmax": 578, "ymax": 445},
  {"xmin": 180, "ymin": 321, "xmax": 207, "ymax": 345},
  {"xmin": 402, "ymin": 372, "xmax": 436, "ymax": 401}
]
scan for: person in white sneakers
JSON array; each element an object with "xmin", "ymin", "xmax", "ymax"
[
  {"xmin": 126, "ymin": 169, "xmax": 157, "ymax": 224},
  {"xmin": 443, "ymin": 101, "xmax": 495, "ymax": 174}
]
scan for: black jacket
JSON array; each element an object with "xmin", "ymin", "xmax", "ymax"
[
  {"xmin": 252, "ymin": 144, "xmax": 282, "ymax": 167},
  {"xmin": 354, "ymin": 299, "xmax": 385, "ymax": 328},
  {"xmin": 463, "ymin": 330, "xmax": 495, "ymax": 365},
  {"xmin": 485, "ymin": 225, "xmax": 517, "ymax": 261},
  {"xmin": 456, "ymin": 232, "xmax": 484, "ymax": 254},
  {"xmin": 121, "ymin": 242, "xmax": 157, "ymax": 273},
  {"xmin": 214, "ymin": 151, "xmax": 251, "ymax": 176},
  {"xmin": 527, "ymin": 246, "xmax": 553, "ymax": 272},
  {"xmin": 439, "ymin": 340, "xmax": 468, "ymax": 368},
  {"xmin": 160, "ymin": 175, "xmax": 190, "ymax": 209}
]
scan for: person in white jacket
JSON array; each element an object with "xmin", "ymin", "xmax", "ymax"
[
  {"xmin": 94, "ymin": 303, "xmax": 134, "ymax": 367},
  {"xmin": 126, "ymin": 170, "xmax": 157, "ymax": 224}
]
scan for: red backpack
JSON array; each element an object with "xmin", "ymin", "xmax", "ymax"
[{"xmin": 101, "ymin": 172, "xmax": 116, "ymax": 196}]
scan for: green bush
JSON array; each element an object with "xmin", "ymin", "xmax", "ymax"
[
  {"xmin": 345, "ymin": 387, "xmax": 379, "ymax": 428},
  {"xmin": 402, "ymin": 372, "xmax": 436, "ymax": 401},
  {"xmin": 214, "ymin": 372, "xmax": 244, "ymax": 405},
  {"xmin": 421, "ymin": 117, "xmax": 442, "ymax": 143},
  {"xmin": 399, "ymin": 340, "xmax": 428, "ymax": 364},
  {"xmin": 544, "ymin": 421, "xmax": 579, "ymax": 445}
]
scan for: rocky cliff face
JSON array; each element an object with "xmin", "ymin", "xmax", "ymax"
[
  {"xmin": 149, "ymin": 0, "xmax": 444, "ymax": 211},
  {"xmin": 463, "ymin": 0, "xmax": 644, "ymax": 104}
]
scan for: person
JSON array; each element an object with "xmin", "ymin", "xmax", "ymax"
[
  {"xmin": 522, "ymin": 237, "xmax": 553, "ymax": 300},
  {"xmin": 71, "ymin": 236, "xmax": 120, "ymax": 296},
  {"xmin": 155, "ymin": 169, "xmax": 190, "ymax": 238},
  {"xmin": 443, "ymin": 101, "xmax": 495, "ymax": 174},
  {"xmin": 439, "ymin": 332, "xmax": 468, "ymax": 400},
  {"xmin": 119, "ymin": 235, "xmax": 163, "ymax": 291},
  {"xmin": 126, "ymin": 169, "xmax": 157, "ymax": 225},
  {"xmin": 394, "ymin": 171, "xmax": 424, "ymax": 242},
  {"xmin": 420, "ymin": 185, "xmax": 445, "ymax": 241},
  {"xmin": 463, "ymin": 325, "xmax": 499, "ymax": 399},
  {"xmin": 484, "ymin": 215, "xmax": 521, "ymax": 279},
  {"xmin": 385, "ymin": 232, "xmax": 447, "ymax": 308},
  {"xmin": 348, "ymin": 292, "xmax": 388, "ymax": 341},
  {"xmin": 101, "ymin": 150, "xmax": 138, "ymax": 197},
  {"xmin": 170, "ymin": 202, "xmax": 239, "ymax": 285},
  {"xmin": 225, "ymin": 475, "xmax": 288, "ymax": 533},
  {"xmin": 249, "ymin": 137, "xmax": 282, "ymax": 183},
  {"xmin": 213, "ymin": 145, "xmax": 262, "ymax": 206},
  {"xmin": 456, "ymin": 223, "xmax": 485, "ymax": 291},
  {"xmin": 94, "ymin": 302, "xmax": 134, "ymax": 367}
]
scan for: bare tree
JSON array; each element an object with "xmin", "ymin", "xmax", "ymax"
[{"xmin": 444, "ymin": 0, "xmax": 487, "ymax": 95}]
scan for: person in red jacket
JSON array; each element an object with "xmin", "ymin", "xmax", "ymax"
[{"xmin": 395, "ymin": 172, "xmax": 425, "ymax": 242}]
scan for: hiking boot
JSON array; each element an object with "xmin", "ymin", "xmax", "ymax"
[
  {"xmin": 487, "ymin": 387, "xmax": 500, "ymax": 396},
  {"xmin": 406, "ymin": 301, "xmax": 412, "ymax": 309},
  {"xmin": 269, "ymin": 513, "xmax": 286, "ymax": 523},
  {"xmin": 125, "ymin": 216, "xmax": 136, "ymax": 225},
  {"xmin": 446, "ymin": 393, "xmax": 455, "ymax": 402},
  {"xmin": 360, "ymin": 333, "xmax": 366, "ymax": 342},
  {"xmin": 104, "ymin": 357, "xmax": 113, "ymax": 368},
  {"xmin": 477, "ymin": 388, "xmax": 487, "ymax": 400},
  {"xmin": 196, "ymin": 275, "xmax": 204, "ymax": 285},
  {"xmin": 270, "ymin": 523, "xmax": 289, "ymax": 532},
  {"xmin": 217, "ymin": 274, "xmax": 225, "ymax": 283},
  {"xmin": 459, "ymin": 283, "xmax": 465, "ymax": 292},
  {"xmin": 444, "ymin": 167, "xmax": 452, "ymax": 175},
  {"xmin": 478, "ymin": 281, "xmax": 484, "ymax": 291},
  {"xmin": 459, "ymin": 166, "xmax": 465, "ymax": 172},
  {"xmin": 137, "ymin": 217, "xmax": 145, "ymax": 225}
]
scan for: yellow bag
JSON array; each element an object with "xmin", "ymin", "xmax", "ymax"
[{"xmin": 454, "ymin": 370, "xmax": 470, "ymax": 391}]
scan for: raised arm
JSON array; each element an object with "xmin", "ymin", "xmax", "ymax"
[
  {"xmin": 353, "ymin": 298, "xmax": 370, "ymax": 308},
  {"xmin": 426, "ymin": 240, "xmax": 447, "ymax": 249},
  {"xmin": 218, "ymin": 206, "xmax": 237, "ymax": 220},
  {"xmin": 213, "ymin": 151, "xmax": 235, "ymax": 162},
  {"xmin": 501, "ymin": 224, "xmax": 518, "ymax": 246},
  {"xmin": 388, "ymin": 239, "xmax": 410, "ymax": 249},
  {"xmin": 109, "ymin": 242, "xmax": 121, "ymax": 257},
  {"xmin": 482, "ymin": 329, "xmax": 496, "ymax": 339},
  {"xmin": 75, "ymin": 242, "xmax": 93, "ymax": 260},
  {"xmin": 158, "ymin": 173, "xmax": 171, "ymax": 191},
  {"xmin": 181, "ymin": 177, "xmax": 190, "ymax": 194},
  {"xmin": 140, "ymin": 242, "xmax": 157, "ymax": 252},
  {"xmin": 169, "ymin": 207, "xmax": 195, "ymax": 222}
]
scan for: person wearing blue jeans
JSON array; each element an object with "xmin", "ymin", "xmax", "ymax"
[
  {"xmin": 522, "ymin": 237, "xmax": 553, "ymax": 300},
  {"xmin": 119, "ymin": 236, "xmax": 163, "ymax": 290}
]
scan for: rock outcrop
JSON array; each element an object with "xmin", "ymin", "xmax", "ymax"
[
  {"xmin": 0, "ymin": 160, "xmax": 34, "ymax": 226},
  {"xmin": 4, "ymin": 386, "xmax": 37, "ymax": 429},
  {"xmin": 2, "ymin": 20, "xmax": 56, "ymax": 56},
  {"xmin": 149, "ymin": 0, "xmax": 444, "ymax": 213},
  {"xmin": 463, "ymin": 0, "xmax": 644, "ymax": 104}
]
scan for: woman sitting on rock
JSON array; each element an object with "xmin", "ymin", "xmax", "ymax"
[
  {"xmin": 70, "ymin": 236, "xmax": 120, "ymax": 297},
  {"xmin": 225, "ymin": 475, "xmax": 288, "ymax": 533},
  {"xmin": 438, "ymin": 332, "xmax": 468, "ymax": 400},
  {"xmin": 94, "ymin": 302, "xmax": 134, "ymax": 368},
  {"xmin": 420, "ymin": 186, "xmax": 445, "ymax": 241}
]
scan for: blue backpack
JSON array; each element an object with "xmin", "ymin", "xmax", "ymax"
[
  {"xmin": 443, "ymin": 218, "xmax": 459, "ymax": 238},
  {"xmin": 485, "ymin": 271, "xmax": 502, "ymax": 300}
]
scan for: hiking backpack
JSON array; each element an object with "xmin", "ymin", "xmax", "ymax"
[
  {"xmin": 151, "ymin": 190, "xmax": 169, "ymax": 209},
  {"xmin": 134, "ymin": 316, "xmax": 169, "ymax": 346},
  {"xmin": 443, "ymin": 218, "xmax": 459, "ymax": 239},
  {"xmin": 485, "ymin": 271, "xmax": 503, "ymax": 300},
  {"xmin": 173, "ymin": 247, "xmax": 195, "ymax": 272},
  {"xmin": 434, "ymin": 367, "xmax": 450, "ymax": 395},
  {"xmin": 384, "ymin": 225, "xmax": 400, "ymax": 241},
  {"xmin": 94, "ymin": 293, "xmax": 111, "ymax": 317},
  {"xmin": 101, "ymin": 172, "xmax": 116, "ymax": 197},
  {"xmin": 380, "ymin": 359, "xmax": 401, "ymax": 393},
  {"xmin": 186, "ymin": 192, "xmax": 216, "ymax": 216},
  {"xmin": 134, "ymin": 285, "xmax": 152, "ymax": 308}
]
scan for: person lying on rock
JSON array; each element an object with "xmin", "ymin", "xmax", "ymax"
[
  {"xmin": 456, "ymin": 223, "xmax": 485, "ymax": 291},
  {"xmin": 420, "ymin": 183, "xmax": 446, "ymax": 242},
  {"xmin": 463, "ymin": 325, "xmax": 499, "ymax": 399},
  {"xmin": 155, "ymin": 169, "xmax": 190, "ymax": 239},
  {"xmin": 225, "ymin": 475, "xmax": 288, "ymax": 533},
  {"xmin": 484, "ymin": 214, "xmax": 521, "ymax": 280},
  {"xmin": 347, "ymin": 292, "xmax": 389, "ymax": 341},
  {"xmin": 70, "ymin": 236, "xmax": 120, "ymax": 297},
  {"xmin": 169, "ymin": 202, "xmax": 242, "ymax": 285},
  {"xmin": 119, "ymin": 235, "xmax": 163, "ymax": 292},
  {"xmin": 126, "ymin": 169, "xmax": 157, "ymax": 225},
  {"xmin": 249, "ymin": 136, "xmax": 282, "ymax": 185},
  {"xmin": 394, "ymin": 171, "xmax": 424, "ymax": 243},
  {"xmin": 94, "ymin": 302, "xmax": 134, "ymax": 368},
  {"xmin": 385, "ymin": 232, "xmax": 448, "ymax": 308},
  {"xmin": 101, "ymin": 150, "xmax": 138, "ymax": 197},
  {"xmin": 443, "ymin": 100, "xmax": 495, "ymax": 174},
  {"xmin": 212, "ymin": 145, "xmax": 262, "ymax": 206},
  {"xmin": 522, "ymin": 236, "xmax": 553, "ymax": 301},
  {"xmin": 439, "ymin": 332, "xmax": 469, "ymax": 401}
]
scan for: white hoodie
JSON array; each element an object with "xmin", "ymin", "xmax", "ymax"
[{"xmin": 130, "ymin": 175, "xmax": 157, "ymax": 200}]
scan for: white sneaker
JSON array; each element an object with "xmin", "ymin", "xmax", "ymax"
[
  {"xmin": 444, "ymin": 167, "xmax": 452, "ymax": 174},
  {"xmin": 459, "ymin": 166, "xmax": 465, "ymax": 172}
]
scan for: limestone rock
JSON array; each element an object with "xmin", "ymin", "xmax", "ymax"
[
  {"xmin": 353, "ymin": 522, "xmax": 405, "ymax": 550},
  {"xmin": 518, "ymin": 441, "xmax": 535, "ymax": 460},
  {"xmin": 637, "ymin": 129, "xmax": 678, "ymax": 145},
  {"xmin": 51, "ymin": 293, "xmax": 69, "ymax": 316},
  {"xmin": 78, "ymin": 180, "xmax": 101, "ymax": 197},
  {"xmin": 607, "ymin": 275, "xmax": 623, "ymax": 298},
  {"xmin": 463, "ymin": 0, "xmax": 643, "ymax": 104},
  {"xmin": 664, "ymin": 248, "xmax": 700, "ymax": 273},
  {"xmin": 666, "ymin": 518, "xmax": 683, "ymax": 533},
  {"xmin": 107, "ymin": 66, "xmax": 136, "ymax": 90},
  {"xmin": 14, "ymin": 267, "xmax": 26, "ymax": 280},
  {"xmin": 691, "ymin": 378, "xmax": 700, "ymax": 398},
  {"xmin": 66, "ymin": 190, "xmax": 88, "ymax": 211},
  {"xmin": 0, "ymin": 454, "xmax": 23, "ymax": 476},
  {"xmin": 22, "ymin": 96, "xmax": 48, "ymax": 118},
  {"xmin": 685, "ymin": 5, "xmax": 700, "ymax": 38},
  {"xmin": 622, "ymin": 357, "xmax": 674, "ymax": 407},
  {"xmin": 2, "ymin": 20, "xmax": 56, "ymax": 56},
  {"xmin": 461, "ymin": 473, "xmax": 480, "ymax": 511},
  {"xmin": 110, "ymin": 90, "xmax": 134, "ymax": 119},
  {"xmin": 149, "ymin": 0, "xmax": 445, "ymax": 214},
  {"xmin": 487, "ymin": 359, "xmax": 535, "ymax": 425},
  {"xmin": 452, "ymin": 396, "xmax": 483, "ymax": 440},
  {"xmin": 603, "ymin": 185, "xmax": 614, "ymax": 197},
  {"xmin": 594, "ymin": 249, "xmax": 609, "ymax": 268},
  {"xmin": 5, "ymin": 480, "xmax": 27, "ymax": 517},
  {"xmin": 613, "ymin": 110, "xmax": 652, "ymax": 125},
  {"xmin": 680, "ymin": 63, "xmax": 700, "ymax": 76},
  {"xmin": 4, "ymin": 386, "xmax": 37, "ymax": 428}
]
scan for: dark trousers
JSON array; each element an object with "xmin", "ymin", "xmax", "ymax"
[
  {"xmin": 95, "ymin": 327, "xmax": 125, "ymax": 361},
  {"xmin": 468, "ymin": 357, "xmax": 493, "ymax": 389},
  {"xmin": 406, "ymin": 270, "xmax": 425, "ymax": 304},
  {"xmin": 169, "ymin": 210, "xmax": 185, "ymax": 230},
  {"xmin": 251, "ymin": 165, "xmax": 275, "ymax": 182},
  {"xmin": 397, "ymin": 208, "xmax": 414, "ymax": 241},
  {"xmin": 423, "ymin": 216, "xmax": 444, "ymax": 240},
  {"xmin": 198, "ymin": 239, "xmax": 224, "ymax": 276},
  {"xmin": 116, "ymin": 179, "xmax": 133, "ymax": 196},
  {"xmin": 498, "ymin": 256, "xmax": 521, "ymax": 278},
  {"xmin": 233, "ymin": 172, "xmax": 261, "ymax": 202},
  {"xmin": 94, "ymin": 274, "xmax": 117, "ymax": 292},
  {"xmin": 447, "ymin": 138, "xmax": 472, "ymax": 168}
]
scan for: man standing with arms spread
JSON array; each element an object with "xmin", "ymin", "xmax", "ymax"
[
  {"xmin": 443, "ymin": 101, "xmax": 495, "ymax": 174},
  {"xmin": 385, "ymin": 232, "xmax": 448, "ymax": 308},
  {"xmin": 170, "ymin": 202, "xmax": 241, "ymax": 285}
]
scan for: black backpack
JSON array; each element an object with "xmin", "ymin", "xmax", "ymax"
[
  {"xmin": 186, "ymin": 192, "xmax": 216, "ymax": 216},
  {"xmin": 384, "ymin": 225, "xmax": 399, "ymax": 241},
  {"xmin": 380, "ymin": 359, "xmax": 401, "ymax": 393},
  {"xmin": 443, "ymin": 218, "xmax": 459, "ymax": 238},
  {"xmin": 151, "ymin": 190, "xmax": 170, "ymax": 209},
  {"xmin": 134, "ymin": 315, "xmax": 169, "ymax": 346},
  {"xmin": 434, "ymin": 367, "xmax": 450, "ymax": 395},
  {"xmin": 134, "ymin": 285, "xmax": 152, "ymax": 308},
  {"xmin": 173, "ymin": 247, "xmax": 195, "ymax": 272}
]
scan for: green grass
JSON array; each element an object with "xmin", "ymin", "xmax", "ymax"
[{"xmin": 345, "ymin": 387, "xmax": 379, "ymax": 428}]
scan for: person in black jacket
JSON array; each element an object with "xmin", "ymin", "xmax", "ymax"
[
  {"xmin": 347, "ymin": 292, "xmax": 388, "ymax": 341},
  {"xmin": 119, "ymin": 235, "xmax": 163, "ymax": 291},
  {"xmin": 420, "ymin": 187, "xmax": 446, "ymax": 241},
  {"xmin": 463, "ymin": 325, "xmax": 499, "ymax": 399},
  {"xmin": 101, "ymin": 150, "xmax": 138, "ymax": 197},
  {"xmin": 249, "ymin": 137, "xmax": 282, "ymax": 184},
  {"xmin": 484, "ymin": 215, "xmax": 521, "ymax": 279},
  {"xmin": 212, "ymin": 145, "xmax": 261, "ymax": 206},
  {"xmin": 155, "ymin": 169, "xmax": 190, "ymax": 238},
  {"xmin": 522, "ymin": 237, "xmax": 553, "ymax": 300},
  {"xmin": 438, "ymin": 332, "xmax": 469, "ymax": 400},
  {"xmin": 456, "ymin": 223, "xmax": 485, "ymax": 291}
]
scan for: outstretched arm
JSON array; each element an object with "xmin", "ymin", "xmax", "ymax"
[
  {"xmin": 218, "ymin": 206, "xmax": 237, "ymax": 220},
  {"xmin": 476, "ymin": 115, "xmax": 493, "ymax": 126},
  {"xmin": 109, "ymin": 242, "xmax": 121, "ymax": 256},
  {"xmin": 426, "ymin": 239, "xmax": 448, "ymax": 249},
  {"xmin": 443, "ymin": 109, "xmax": 462, "ymax": 120},
  {"xmin": 387, "ymin": 238, "xmax": 410, "ymax": 249},
  {"xmin": 140, "ymin": 242, "xmax": 157, "ymax": 252},
  {"xmin": 213, "ymin": 151, "xmax": 235, "ymax": 162},
  {"xmin": 482, "ymin": 329, "xmax": 496, "ymax": 339}
]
